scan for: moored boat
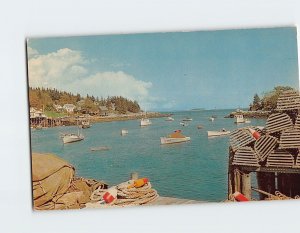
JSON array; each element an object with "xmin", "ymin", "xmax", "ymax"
[
  {"xmin": 180, "ymin": 122, "xmax": 188, "ymax": 126},
  {"xmin": 62, "ymin": 133, "xmax": 84, "ymax": 144},
  {"xmin": 160, "ymin": 130, "xmax": 191, "ymax": 144},
  {"xmin": 182, "ymin": 117, "xmax": 193, "ymax": 121},
  {"xmin": 140, "ymin": 118, "xmax": 152, "ymax": 126},
  {"xmin": 207, "ymin": 129, "xmax": 230, "ymax": 137},
  {"xmin": 209, "ymin": 117, "xmax": 215, "ymax": 122},
  {"xmin": 165, "ymin": 116, "xmax": 175, "ymax": 121},
  {"xmin": 121, "ymin": 129, "xmax": 128, "ymax": 135}
]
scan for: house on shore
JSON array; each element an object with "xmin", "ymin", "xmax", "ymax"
[
  {"xmin": 99, "ymin": 106, "xmax": 109, "ymax": 116},
  {"xmin": 63, "ymin": 104, "xmax": 76, "ymax": 113}
]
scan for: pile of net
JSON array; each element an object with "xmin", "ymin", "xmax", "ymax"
[
  {"xmin": 32, "ymin": 153, "xmax": 107, "ymax": 210},
  {"xmin": 87, "ymin": 179, "xmax": 159, "ymax": 208}
]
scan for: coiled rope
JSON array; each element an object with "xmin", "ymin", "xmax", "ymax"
[{"xmin": 89, "ymin": 180, "xmax": 159, "ymax": 207}]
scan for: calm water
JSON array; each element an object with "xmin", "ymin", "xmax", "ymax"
[{"xmin": 31, "ymin": 109, "xmax": 266, "ymax": 202}]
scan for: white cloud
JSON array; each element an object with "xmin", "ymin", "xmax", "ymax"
[
  {"xmin": 27, "ymin": 47, "xmax": 39, "ymax": 58},
  {"xmin": 27, "ymin": 47, "xmax": 157, "ymax": 109},
  {"xmin": 28, "ymin": 48, "xmax": 87, "ymax": 88}
]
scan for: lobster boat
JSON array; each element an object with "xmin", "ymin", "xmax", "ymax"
[{"xmin": 160, "ymin": 130, "xmax": 191, "ymax": 145}]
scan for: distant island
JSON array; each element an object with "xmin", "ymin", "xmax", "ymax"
[{"xmin": 190, "ymin": 108, "xmax": 205, "ymax": 111}]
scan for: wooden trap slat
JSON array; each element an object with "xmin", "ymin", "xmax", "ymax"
[
  {"xmin": 279, "ymin": 129, "xmax": 300, "ymax": 149},
  {"xmin": 254, "ymin": 135, "xmax": 278, "ymax": 162},
  {"xmin": 266, "ymin": 149, "xmax": 294, "ymax": 168},
  {"xmin": 294, "ymin": 114, "xmax": 300, "ymax": 130},
  {"xmin": 295, "ymin": 154, "xmax": 300, "ymax": 167},
  {"xmin": 232, "ymin": 146, "xmax": 260, "ymax": 167},
  {"xmin": 265, "ymin": 113, "xmax": 293, "ymax": 134},
  {"xmin": 276, "ymin": 90, "xmax": 300, "ymax": 111},
  {"xmin": 229, "ymin": 128, "xmax": 255, "ymax": 151}
]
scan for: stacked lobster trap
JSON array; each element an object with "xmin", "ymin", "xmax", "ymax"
[{"xmin": 228, "ymin": 90, "xmax": 300, "ymax": 200}]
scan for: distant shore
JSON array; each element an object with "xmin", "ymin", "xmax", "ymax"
[
  {"xmin": 90, "ymin": 112, "xmax": 171, "ymax": 123},
  {"xmin": 224, "ymin": 110, "xmax": 271, "ymax": 119}
]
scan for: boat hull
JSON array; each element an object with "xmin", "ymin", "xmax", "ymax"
[
  {"xmin": 62, "ymin": 135, "xmax": 84, "ymax": 144},
  {"xmin": 140, "ymin": 119, "xmax": 152, "ymax": 126},
  {"xmin": 160, "ymin": 136, "xmax": 191, "ymax": 144},
  {"xmin": 207, "ymin": 131, "xmax": 230, "ymax": 137}
]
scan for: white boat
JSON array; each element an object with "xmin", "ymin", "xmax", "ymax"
[
  {"xmin": 61, "ymin": 125, "xmax": 84, "ymax": 144},
  {"xmin": 207, "ymin": 129, "xmax": 231, "ymax": 137},
  {"xmin": 180, "ymin": 122, "xmax": 188, "ymax": 126},
  {"xmin": 244, "ymin": 119, "xmax": 251, "ymax": 124},
  {"xmin": 90, "ymin": 146, "xmax": 110, "ymax": 151},
  {"xmin": 160, "ymin": 130, "xmax": 191, "ymax": 145},
  {"xmin": 140, "ymin": 118, "xmax": 152, "ymax": 126},
  {"xmin": 165, "ymin": 116, "xmax": 175, "ymax": 121},
  {"xmin": 234, "ymin": 114, "xmax": 245, "ymax": 123},
  {"xmin": 209, "ymin": 117, "xmax": 215, "ymax": 122},
  {"xmin": 121, "ymin": 129, "xmax": 128, "ymax": 135},
  {"xmin": 62, "ymin": 133, "xmax": 84, "ymax": 144},
  {"xmin": 182, "ymin": 117, "xmax": 193, "ymax": 121}
]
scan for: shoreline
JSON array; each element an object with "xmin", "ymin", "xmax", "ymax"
[
  {"xmin": 30, "ymin": 112, "xmax": 171, "ymax": 128},
  {"xmin": 224, "ymin": 110, "xmax": 271, "ymax": 119}
]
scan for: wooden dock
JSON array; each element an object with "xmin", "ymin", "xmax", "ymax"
[{"xmin": 149, "ymin": 196, "xmax": 202, "ymax": 205}]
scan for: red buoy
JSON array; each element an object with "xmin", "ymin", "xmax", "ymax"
[
  {"xmin": 248, "ymin": 128, "xmax": 260, "ymax": 140},
  {"xmin": 233, "ymin": 191, "xmax": 249, "ymax": 202},
  {"xmin": 102, "ymin": 187, "xmax": 117, "ymax": 204}
]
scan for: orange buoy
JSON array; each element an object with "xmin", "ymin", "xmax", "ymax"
[
  {"xmin": 233, "ymin": 191, "xmax": 249, "ymax": 202},
  {"xmin": 248, "ymin": 128, "xmax": 260, "ymax": 140},
  {"xmin": 102, "ymin": 187, "xmax": 118, "ymax": 204},
  {"xmin": 128, "ymin": 178, "xmax": 149, "ymax": 189}
]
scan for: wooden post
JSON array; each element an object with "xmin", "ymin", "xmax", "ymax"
[
  {"xmin": 130, "ymin": 172, "xmax": 138, "ymax": 180},
  {"xmin": 234, "ymin": 169, "xmax": 241, "ymax": 193},
  {"xmin": 241, "ymin": 173, "xmax": 251, "ymax": 200}
]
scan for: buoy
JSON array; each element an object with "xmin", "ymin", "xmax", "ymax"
[
  {"xmin": 248, "ymin": 128, "xmax": 260, "ymax": 140},
  {"xmin": 233, "ymin": 191, "xmax": 249, "ymax": 202},
  {"xmin": 128, "ymin": 178, "xmax": 149, "ymax": 189},
  {"xmin": 102, "ymin": 187, "xmax": 118, "ymax": 204}
]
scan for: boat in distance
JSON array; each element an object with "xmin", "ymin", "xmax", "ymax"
[
  {"xmin": 207, "ymin": 129, "xmax": 230, "ymax": 137},
  {"xmin": 160, "ymin": 130, "xmax": 191, "ymax": 145},
  {"xmin": 165, "ymin": 116, "xmax": 175, "ymax": 121},
  {"xmin": 61, "ymin": 133, "xmax": 84, "ymax": 144},
  {"xmin": 140, "ymin": 118, "xmax": 152, "ymax": 126},
  {"xmin": 182, "ymin": 117, "xmax": 193, "ymax": 121},
  {"xmin": 121, "ymin": 129, "xmax": 129, "ymax": 135}
]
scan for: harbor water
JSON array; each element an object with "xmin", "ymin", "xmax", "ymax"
[{"xmin": 31, "ymin": 109, "xmax": 266, "ymax": 202}]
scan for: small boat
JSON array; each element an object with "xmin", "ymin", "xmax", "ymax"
[
  {"xmin": 244, "ymin": 119, "xmax": 251, "ymax": 124},
  {"xmin": 207, "ymin": 129, "xmax": 231, "ymax": 137},
  {"xmin": 209, "ymin": 117, "xmax": 215, "ymax": 122},
  {"xmin": 182, "ymin": 117, "xmax": 193, "ymax": 121},
  {"xmin": 180, "ymin": 122, "xmax": 188, "ymax": 126},
  {"xmin": 90, "ymin": 146, "xmax": 110, "ymax": 151},
  {"xmin": 61, "ymin": 133, "xmax": 84, "ymax": 144},
  {"xmin": 234, "ymin": 114, "xmax": 245, "ymax": 123},
  {"xmin": 121, "ymin": 129, "xmax": 128, "ymax": 135},
  {"xmin": 61, "ymin": 125, "xmax": 84, "ymax": 144},
  {"xmin": 197, "ymin": 125, "xmax": 204, "ymax": 129},
  {"xmin": 140, "ymin": 118, "xmax": 152, "ymax": 126},
  {"xmin": 81, "ymin": 119, "xmax": 91, "ymax": 129},
  {"xmin": 165, "ymin": 116, "xmax": 175, "ymax": 121},
  {"xmin": 160, "ymin": 130, "xmax": 191, "ymax": 144}
]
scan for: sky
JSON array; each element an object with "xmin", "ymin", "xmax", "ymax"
[{"xmin": 27, "ymin": 27, "xmax": 299, "ymax": 111}]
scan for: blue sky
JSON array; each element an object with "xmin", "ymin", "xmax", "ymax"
[{"xmin": 27, "ymin": 27, "xmax": 299, "ymax": 111}]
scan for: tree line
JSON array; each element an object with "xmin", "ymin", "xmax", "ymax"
[
  {"xmin": 29, "ymin": 87, "xmax": 141, "ymax": 114},
  {"xmin": 249, "ymin": 86, "xmax": 295, "ymax": 111}
]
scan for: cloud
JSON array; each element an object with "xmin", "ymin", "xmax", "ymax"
[
  {"xmin": 28, "ymin": 48, "xmax": 87, "ymax": 88},
  {"xmin": 27, "ymin": 47, "xmax": 39, "ymax": 58},
  {"xmin": 27, "ymin": 47, "xmax": 157, "ymax": 109}
]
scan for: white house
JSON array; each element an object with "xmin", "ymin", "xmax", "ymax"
[
  {"xmin": 63, "ymin": 104, "xmax": 76, "ymax": 113},
  {"xmin": 30, "ymin": 107, "xmax": 46, "ymax": 118},
  {"xmin": 54, "ymin": 104, "xmax": 63, "ymax": 112}
]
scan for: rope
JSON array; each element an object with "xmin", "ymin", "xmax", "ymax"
[{"xmin": 88, "ymin": 180, "xmax": 159, "ymax": 207}]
